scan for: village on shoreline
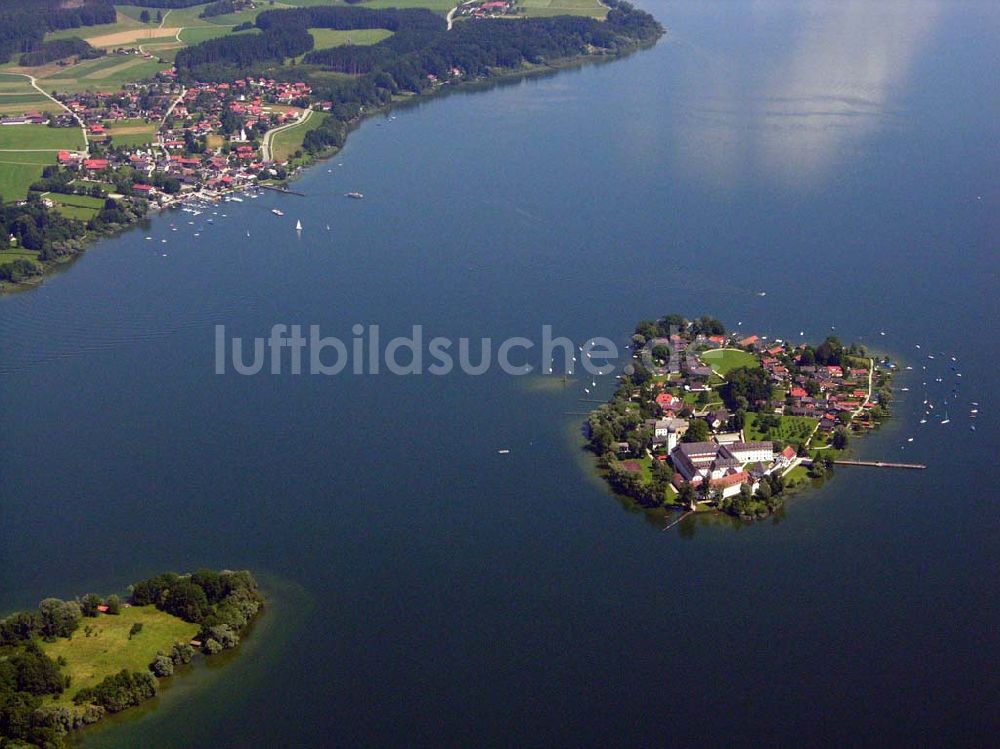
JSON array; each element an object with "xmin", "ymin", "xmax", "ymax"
[
  {"xmin": 587, "ymin": 315, "xmax": 896, "ymax": 520},
  {"xmin": 1, "ymin": 0, "xmax": 663, "ymax": 292}
]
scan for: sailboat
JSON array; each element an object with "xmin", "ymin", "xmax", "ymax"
[
  {"xmin": 940, "ymin": 411, "xmax": 950, "ymax": 425},
  {"xmin": 295, "ymin": 220, "xmax": 302, "ymax": 231}
]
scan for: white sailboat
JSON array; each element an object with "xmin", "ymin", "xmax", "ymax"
[{"xmin": 295, "ymin": 220, "xmax": 302, "ymax": 231}]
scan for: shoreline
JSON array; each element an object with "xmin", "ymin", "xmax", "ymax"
[{"xmin": 0, "ymin": 37, "xmax": 661, "ymax": 295}]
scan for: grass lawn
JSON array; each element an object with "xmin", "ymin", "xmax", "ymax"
[
  {"xmin": 46, "ymin": 193, "xmax": 105, "ymax": 221},
  {"xmin": 308, "ymin": 28, "xmax": 393, "ymax": 50},
  {"xmin": 40, "ymin": 606, "xmax": 199, "ymax": 705},
  {"xmin": 520, "ymin": 0, "xmax": 608, "ymax": 18},
  {"xmin": 0, "ymin": 248, "xmax": 41, "ymax": 272},
  {"xmin": 784, "ymin": 465, "xmax": 810, "ymax": 485},
  {"xmin": 744, "ymin": 412, "xmax": 818, "ymax": 445},
  {"xmin": 701, "ymin": 348, "xmax": 759, "ymax": 376},
  {"xmin": 621, "ymin": 455, "xmax": 653, "ymax": 482},
  {"xmin": 271, "ymin": 110, "xmax": 328, "ymax": 161}
]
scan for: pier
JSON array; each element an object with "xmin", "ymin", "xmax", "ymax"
[
  {"xmin": 260, "ymin": 185, "xmax": 307, "ymax": 197},
  {"xmin": 801, "ymin": 458, "xmax": 926, "ymax": 470}
]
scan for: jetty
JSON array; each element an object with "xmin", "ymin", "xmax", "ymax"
[
  {"xmin": 260, "ymin": 185, "xmax": 306, "ymax": 197},
  {"xmin": 800, "ymin": 458, "xmax": 926, "ymax": 470}
]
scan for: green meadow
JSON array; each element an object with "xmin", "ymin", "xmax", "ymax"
[
  {"xmin": 0, "ymin": 124, "xmax": 84, "ymax": 150},
  {"xmin": 701, "ymin": 348, "xmax": 760, "ymax": 376},
  {"xmin": 309, "ymin": 28, "xmax": 394, "ymax": 50},
  {"xmin": 271, "ymin": 111, "xmax": 329, "ymax": 161},
  {"xmin": 520, "ymin": 0, "xmax": 608, "ymax": 18}
]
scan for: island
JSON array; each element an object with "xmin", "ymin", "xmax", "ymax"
[
  {"xmin": 0, "ymin": 569, "xmax": 263, "ymax": 748},
  {"xmin": 0, "ymin": 0, "xmax": 663, "ymax": 291},
  {"xmin": 587, "ymin": 314, "xmax": 895, "ymax": 520}
]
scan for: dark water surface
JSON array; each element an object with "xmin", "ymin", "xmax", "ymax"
[{"xmin": 2, "ymin": 1, "xmax": 998, "ymax": 745}]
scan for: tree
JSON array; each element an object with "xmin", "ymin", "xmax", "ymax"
[
  {"xmin": 755, "ymin": 479, "xmax": 772, "ymax": 501},
  {"xmin": 149, "ymin": 655, "xmax": 174, "ymax": 677},
  {"xmin": 105, "ymin": 595, "xmax": 122, "ymax": 615},
  {"xmin": 720, "ymin": 366, "xmax": 773, "ymax": 412},
  {"xmin": 79, "ymin": 594, "xmax": 102, "ymax": 617},
  {"xmin": 128, "ymin": 623, "xmax": 143, "ymax": 639},
  {"xmin": 677, "ymin": 482, "xmax": 695, "ymax": 510},
  {"xmin": 139, "ymin": 10, "xmax": 150, "ymax": 23},
  {"xmin": 38, "ymin": 599, "xmax": 81, "ymax": 640},
  {"xmin": 160, "ymin": 580, "xmax": 209, "ymax": 623},
  {"xmin": 832, "ymin": 428, "xmax": 849, "ymax": 450},
  {"xmin": 682, "ymin": 419, "xmax": 710, "ymax": 443},
  {"xmin": 156, "ymin": 10, "xmax": 163, "ymax": 23},
  {"xmin": 733, "ymin": 408, "xmax": 746, "ymax": 431}
]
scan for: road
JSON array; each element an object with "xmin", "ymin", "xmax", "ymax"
[
  {"xmin": 8, "ymin": 73, "xmax": 88, "ymax": 151},
  {"xmin": 157, "ymin": 86, "xmax": 187, "ymax": 155},
  {"xmin": 261, "ymin": 109, "xmax": 313, "ymax": 162}
]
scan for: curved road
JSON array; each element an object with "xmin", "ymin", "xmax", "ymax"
[
  {"xmin": 9, "ymin": 72, "xmax": 88, "ymax": 151},
  {"xmin": 261, "ymin": 109, "xmax": 313, "ymax": 162}
]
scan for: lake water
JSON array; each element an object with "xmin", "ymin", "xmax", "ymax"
[{"xmin": 2, "ymin": 0, "xmax": 998, "ymax": 745}]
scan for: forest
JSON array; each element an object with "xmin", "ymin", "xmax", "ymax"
[
  {"xmin": 17, "ymin": 37, "xmax": 104, "ymax": 67},
  {"xmin": 174, "ymin": 0, "xmax": 661, "ymax": 158},
  {"xmin": 0, "ymin": 0, "xmax": 115, "ymax": 65}
]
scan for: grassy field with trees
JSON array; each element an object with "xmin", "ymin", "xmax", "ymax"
[
  {"xmin": 270, "ymin": 110, "xmax": 329, "ymax": 161},
  {"xmin": 40, "ymin": 606, "xmax": 199, "ymax": 706}
]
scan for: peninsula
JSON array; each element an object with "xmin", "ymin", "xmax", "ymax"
[
  {"xmin": 0, "ymin": 569, "xmax": 263, "ymax": 748},
  {"xmin": 0, "ymin": 0, "xmax": 663, "ymax": 291},
  {"xmin": 587, "ymin": 314, "xmax": 895, "ymax": 519}
]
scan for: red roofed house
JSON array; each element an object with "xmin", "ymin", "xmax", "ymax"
[{"xmin": 84, "ymin": 159, "xmax": 109, "ymax": 171}]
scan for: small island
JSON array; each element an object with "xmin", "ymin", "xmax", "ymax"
[
  {"xmin": 0, "ymin": 569, "xmax": 263, "ymax": 748},
  {"xmin": 587, "ymin": 314, "xmax": 895, "ymax": 520}
]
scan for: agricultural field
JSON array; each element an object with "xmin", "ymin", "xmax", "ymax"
[
  {"xmin": 520, "ymin": 0, "xmax": 608, "ymax": 18},
  {"xmin": 0, "ymin": 124, "xmax": 84, "ymax": 150},
  {"xmin": 701, "ymin": 348, "xmax": 760, "ymax": 376},
  {"xmin": 0, "ymin": 153, "xmax": 53, "ymax": 201},
  {"xmin": 309, "ymin": 28, "xmax": 394, "ymax": 50},
  {"xmin": 0, "ymin": 125, "xmax": 83, "ymax": 199},
  {"xmin": 365, "ymin": 0, "xmax": 455, "ymax": 12},
  {"xmin": 102, "ymin": 118, "xmax": 158, "ymax": 147},
  {"xmin": 43, "ymin": 10, "xmax": 146, "ymax": 43},
  {"xmin": 39, "ymin": 56, "xmax": 171, "ymax": 94},
  {"xmin": 0, "ymin": 74, "xmax": 61, "ymax": 115},
  {"xmin": 40, "ymin": 605, "xmax": 199, "ymax": 706}
]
